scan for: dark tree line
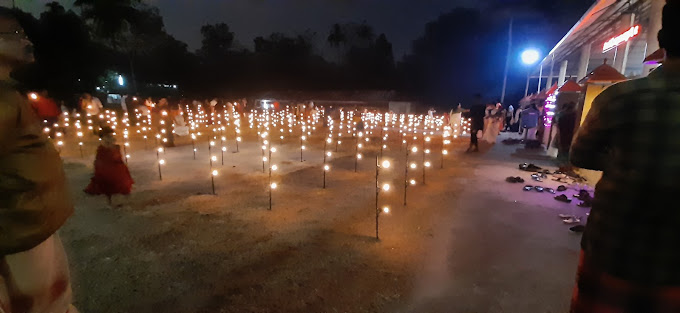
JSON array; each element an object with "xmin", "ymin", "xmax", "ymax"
[{"xmin": 10, "ymin": 1, "xmax": 592, "ymax": 109}]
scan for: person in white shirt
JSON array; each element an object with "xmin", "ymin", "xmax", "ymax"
[{"xmin": 80, "ymin": 93, "xmax": 103, "ymax": 116}]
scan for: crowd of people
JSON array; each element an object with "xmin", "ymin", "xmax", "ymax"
[{"xmin": 451, "ymin": 94, "xmax": 579, "ymax": 157}]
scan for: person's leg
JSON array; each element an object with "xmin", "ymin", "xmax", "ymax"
[
  {"xmin": 528, "ymin": 127, "xmax": 537, "ymax": 140},
  {"xmin": 1, "ymin": 234, "xmax": 75, "ymax": 313},
  {"xmin": 470, "ymin": 126, "xmax": 480, "ymax": 151}
]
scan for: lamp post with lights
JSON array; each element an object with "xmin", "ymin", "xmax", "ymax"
[{"xmin": 375, "ymin": 156, "xmax": 391, "ymax": 240}]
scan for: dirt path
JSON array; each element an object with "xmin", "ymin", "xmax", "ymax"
[{"xmin": 60, "ymin": 135, "xmax": 474, "ymax": 312}]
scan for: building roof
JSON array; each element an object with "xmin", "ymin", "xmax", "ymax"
[
  {"xmin": 558, "ymin": 79, "xmax": 583, "ymax": 93},
  {"xmin": 643, "ymin": 48, "xmax": 665, "ymax": 64},
  {"xmin": 579, "ymin": 60, "xmax": 627, "ymax": 83},
  {"xmin": 540, "ymin": 0, "xmax": 649, "ymax": 67}
]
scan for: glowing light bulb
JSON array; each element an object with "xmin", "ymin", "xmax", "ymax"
[
  {"xmin": 324, "ymin": 165, "xmax": 330, "ymax": 171},
  {"xmin": 159, "ymin": 159, "xmax": 165, "ymax": 165},
  {"xmin": 383, "ymin": 207, "xmax": 390, "ymax": 214},
  {"xmin": 381, "ymin": 160, "xmax": 391, "ymax": 169},
  {"xmin": 271, "ymin": 147, "xmax": 277, "ymax": 153},
  {"xmin": 410, "ymin": 179, "xmax": 416, "ymax": 185},
  {"xmin": 425, "ymin": 161, "xmax": 431, "ymax": 167},
  {"xmin": 272, "ymin": 165, "xmax": 278, "ymax": 171},
  {"xmin": 326, "ymin": 152, "xmax": 332, "ymax": 157},
  {"xmin": 263, "ymin": 156, "xmax": 268, "ymax": 162},
  {"xmin": 443, "ymin": 150, "xmax": 448, "ymax": 155},
  {"xmin": 425, "ymin": 149, "xmax": 430, "ymax": 154},
  {"xmin": 357, "ymin": 153, "xmax": 362, "ymax": 159},
  {"xmin": 271, "ymin": 183, "xmax": 278, "ymax": 189},
  {"xmin": 211, "ymin": 156, "xmax": 217, "ymax": 162},
  {"xmin": 411, "ymin": 147, "xmax": 418, "ymax": 153},
  {"xmin": 382, "ymin": 184, "xmax": 390, "ymax": 192},
  {"xmin": 410, "ymin": 163, "xmax": 417, "ymax": 169}
]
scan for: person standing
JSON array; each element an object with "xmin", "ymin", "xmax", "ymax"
[
  {"xmin": 84, "ymin": 127, "xmax": 134, "ymax": 206},
  {"xmin": 467, "ymin": 94, "xmax": 486, "ymax": 152},
  {"xmin": 554, "ymin": 102, "xmax": 577, "ymax": 165},
  {"xmin": 481, "ymin": 103, "xmax": 502, "ymax": 144},
  {"xmin": 569, "ymin": 2, "xmax": 680, "ymax": 312},
  {"xmin": 449, "ymin": 104, "xmax": 462, "ymax": 135},
  {"xmin": 0, "ymin": 8, "xmax": 78, "ymax": 313},
  {"xmin": 80, "ymin": 93, "xmax": 102, "ymax": 117},
  {"xmin": 520, "ymin": 103, "xmax": 540, "ymax": 140},
  {"xmin": 504, "ymin": 104, "xmax": 514, "ymax": 131}
]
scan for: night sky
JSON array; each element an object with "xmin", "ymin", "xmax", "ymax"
[{"xmin": 7, "ymin": 0, "xmax": 592, "ymax": 60}]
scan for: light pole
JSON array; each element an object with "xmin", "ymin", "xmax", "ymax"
[{"xmin": 500, "ymin": 18, "xmax": 513, "ymax": 104}]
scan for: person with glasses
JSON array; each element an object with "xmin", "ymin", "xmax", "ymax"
[{"xmin": 0, "ymin": 7, "xmax": 78, "ymax": 313}]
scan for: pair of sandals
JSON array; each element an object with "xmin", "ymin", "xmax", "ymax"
[
  {"xmin": 558, "ymin": 214, "xmax": 581, "ymax": 224},
  {"xmin": 523, "ymin": 185, "xmax": 555, "ymax": 193},
  {"xmin": 531, "ymin": 173, "xmax": 548, "ymax": 182},
  {"xmin": 574, "ymin": 190, "xmax": 593, "ymax": 207},
  {"xmin": 506, "ymin": 176, "xmax": 525, "ymax": 183},
  {"xmin": 519, "ymin": 163, "xmax": 542, "ymax": 172},
  {"xmin": 558, "ymin": 214, "xmax": 586, "ymax": 232},
  {"xmin": 554, "ymin": 194, "xmax": 572, "ymax": 203},
  {"xmin": 555, "ymin": 192, "xmax": 593, "ymax": 208}
]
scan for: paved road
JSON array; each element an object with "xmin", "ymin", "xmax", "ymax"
[{"xmin": 401, "ymin": 135, "xmax": 585, "ymax": 313}]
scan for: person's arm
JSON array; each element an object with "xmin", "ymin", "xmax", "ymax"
[{"xmin": 569, "ymin": 95, "xmax": 611, "ymax": 171}]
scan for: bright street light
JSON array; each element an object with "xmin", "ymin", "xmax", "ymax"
[{"xmin": 521, "ymin": 49, "xmax": 540, "ymax": 65}]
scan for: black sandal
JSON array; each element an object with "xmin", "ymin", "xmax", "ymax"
[
  {"xmin": 569, "ymin": 225, "xmax": 586, "ymax": 233},
  {"xmin": 554, "ymin": 194, "xmax": 572, "ymax": 203}
]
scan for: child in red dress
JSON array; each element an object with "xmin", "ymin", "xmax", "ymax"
[{"xmin": 84, "ymin": 127, "xmax": 134, "ymax": 205}]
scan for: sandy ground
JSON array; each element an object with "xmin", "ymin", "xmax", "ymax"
[{"xmin": 57, "ymin": 124, "xmax": 592, "ymax": 313}]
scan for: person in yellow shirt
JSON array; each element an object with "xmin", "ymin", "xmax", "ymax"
[{"xmin": 0, "ymin": 7, "xmax": 77, "ymax": 313}]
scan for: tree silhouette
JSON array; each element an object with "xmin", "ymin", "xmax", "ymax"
[{"xmin": 198, "ymin": 23, "xmax": 235, "ymax": 59}]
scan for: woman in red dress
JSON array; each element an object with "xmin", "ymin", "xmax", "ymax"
[{"xmin": 84, "ymin": 127, "xmax": 134, "ymax": 205}]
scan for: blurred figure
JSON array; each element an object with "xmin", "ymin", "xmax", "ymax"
[
  {"xmin": 80, "ymin": 93, "xmax": 103, "ymax": 134},
  {"xmin": 84, "ymin": 127, "xmax": 134, "ymax": 205},
  {"xmin": 80, "ymin": 92, "xmax": 102, "ymax": 117},
  {"xmin": 520, "ymin": 103, "xmax": 540, "ymax": 140},
  {"xmin": 0, "ymin": 7, "xmax": 78, "ymax": 313},
  {"xmin": 569, "ymin": 2, "xmax": 680, "ymax": 312},
  {"xmin": 157, "ymin": 98, "xmax": 174, "ymax": 147},
  {"xmin": 449, "ymin": 104, "xmax": 462, "ymax": 134},
  {"xmin": 29, "ymin": 90, "xmax": 60, "ymax": 137},
  {"xmin": 554, "ymin": 102, "xmax": 577, "ymax": 164},
  {"xmin": 467, "ymin": 94, "xmax": 486, "ymax": 152},
  {"xmin": 504, "ymin": 104, "xmax": 514, "ymax": 131},
  {"xmin": 481, "ymin": 103, "xmax": 502, "ymax": 144}
]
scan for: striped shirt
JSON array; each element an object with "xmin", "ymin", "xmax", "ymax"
[{"xmin": 571, "ymin": 62, "xmax": 680, "ymax": 285}]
